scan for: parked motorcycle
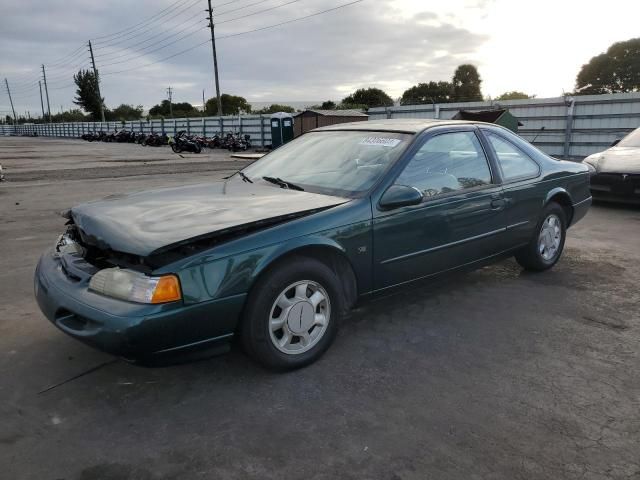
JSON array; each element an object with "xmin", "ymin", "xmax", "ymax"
[{"xmin": 168, "ymin": 131, "xmax": 201, "ymax": 153}]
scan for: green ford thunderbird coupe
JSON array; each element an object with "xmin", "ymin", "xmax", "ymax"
[{"xmin": 35, "ymin": 120, "xmax": 591, "ymax": 369}]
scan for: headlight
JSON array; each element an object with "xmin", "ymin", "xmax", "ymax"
[
  {"xmin": 582, "ymin": 154, "xmax": 601, "ymax": 174},
  {"xmin": 89, "ymin": 268, "xmax": 182, "ymax": 304}
]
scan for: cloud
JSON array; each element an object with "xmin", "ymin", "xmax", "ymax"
[{"xmin": 0, "ymin": 0, "xmax": 488, "ymax": 114}]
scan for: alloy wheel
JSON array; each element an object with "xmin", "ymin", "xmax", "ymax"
[{"xmin": 268, "ymin": 280, "xmax": 331, "ymax": 355}]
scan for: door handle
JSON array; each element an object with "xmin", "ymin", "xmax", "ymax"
[{"xmin": 491, "ymin": 198, "xmax": 506, "ymax": 210}]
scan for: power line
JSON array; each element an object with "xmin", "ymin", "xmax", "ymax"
[
  {"xmin": 100, "ymin": 0, "xmax": 365, "ymax": 76},
  {"xmin": 92, "ymin": 0, "xmax": 196, "ymax": 42},
  {"xmin": 94, "ymin": 0, "xmax": 202, "ymax": 48},
  {"xmin": 216, "ymin": 0, "xmax": 306, "ymax": 25},
  {"xmin": 96, "ymin": 26, "xmax": 207, "ymax": 68},
  {"xmin": 95, "ymin": 11, "xmax": 205, "ymax": 60},
  {"xmin": 213, "ymin": 0, "xmax": 276, "ymax": 17},
  {"xmin": 47, "ymin": 47, "xmax": 90, "ymax": 68},
  {"xmin": 7, "ymin": 59, "xmax": 90, "ymax": 91},
  {"xmin": 101, "ymin": 39, "xmax": 210, "ymax": 75},
  {"xmin": 217, "ymin": 0, "xmax": 364, "ymax": 39}
]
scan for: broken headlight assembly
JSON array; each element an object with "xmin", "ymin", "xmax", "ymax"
[
  {"xmin": 54, "ymin": 233, "xmax": 84, "ymax": 258},
  {"xmin": 88, "ymin": 268, "xmax": 182, "ymax": 304}
]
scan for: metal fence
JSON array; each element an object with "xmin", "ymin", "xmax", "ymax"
[
  {"xmin": 0, "ymin": 114, "xmax": 274, "ymax": 147},
  {"xmin": 368, "ymin": 92, "xmax": 640, "ymax": 159},
  {"xmin": 3, "ymin": 93, "xmax": 640, "ymax": 158}
]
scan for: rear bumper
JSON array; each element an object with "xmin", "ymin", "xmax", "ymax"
[
  {"xmin": 571, "ymin": 196, "xmax": 592, "ymax": 226},
  {"xmin": 34, "ymin": 250, "xmax": 246, "ymax": 360}
]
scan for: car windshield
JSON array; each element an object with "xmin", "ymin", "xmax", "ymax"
[
  {"xmin": 617, "ymin": 128, "xmax": 640, "ymax": 148},
  {"xmin": 241, "ymin": 131, "xmax": 413, "ymax": 197}
]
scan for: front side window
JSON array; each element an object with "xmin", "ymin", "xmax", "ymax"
[
  {"xmin": 394, "ymin": 131, "xmax": 492, "ymax": 198},
  {"xmin": 242, "ymin": 131, "xmax": 412, "ymax": 197},
  {"xmin": 485, "ymin": 132, "xmax": 540, "ymax": 181}
]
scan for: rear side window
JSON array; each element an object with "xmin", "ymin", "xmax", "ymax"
[
  {"xmin": 485, "ymin": 132, "xmax": 540, "ymax": 181},
  {"xmin": 395, "ymin": 131, "xmax": 493, "ymax": 198}
]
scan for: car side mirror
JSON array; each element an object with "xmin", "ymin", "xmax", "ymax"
[
  {"xmin": 379, "ymin": 185, "xmax": 423, "ymax": 210},
  {"xmin": 610, "ymin": 139, "xmax": 620, "ymax": 147}
]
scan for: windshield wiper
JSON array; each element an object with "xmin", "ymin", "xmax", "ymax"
[
  {"xmin": 223, "ymin": 170, "xmax": 253, "ymax": 183},
  {"xmin": 262, "ymin": 176, "xmax": 304, "ymax": 191}
]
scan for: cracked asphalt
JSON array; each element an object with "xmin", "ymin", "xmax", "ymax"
[{"xmin": 1, "ymin": 137, "xmax": 639, "ymax": 480}]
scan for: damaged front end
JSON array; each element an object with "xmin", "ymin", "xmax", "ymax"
[{"xmin": 60, "ymin": 206, "xmax": 334, "ymax": 273}]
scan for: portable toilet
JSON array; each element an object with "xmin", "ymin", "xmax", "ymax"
[{"xmin": 270, "ymin": 112, "xmax": 294, "ymax": 148}]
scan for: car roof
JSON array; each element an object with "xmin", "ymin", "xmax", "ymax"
[{"xmin": 313, "ymin": 118, "xmax": 488, "ymax": 134}]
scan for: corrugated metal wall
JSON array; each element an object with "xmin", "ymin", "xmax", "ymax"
[
  {"xmin": 293, "ymin": 113, "xmax": 368, "ymax": 136},
  {"xmin": 3, "ymin": 93, "xmax": 640, "ymax": 158},
  {"xmin": 368, "ymin": 92, "xmax": 640, "ymax": 159},
  {"xmin": 0, "ymin": 115, "xmax": 274, "ymax": 147}
]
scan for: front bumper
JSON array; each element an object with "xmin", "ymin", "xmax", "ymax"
[
  {"xmin": 34, "ymin": 250, "xmax": 246, "ymax": 360},
  {"xmin": 590, "ymin": 173, "xmax": 640, "ymax": 204}
]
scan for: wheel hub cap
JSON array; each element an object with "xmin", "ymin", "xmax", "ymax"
[
  {"xmin": 268, "ymin": 280, "xmax": 331, "ymax": 355},
  {"xmin": 538, "ymin": 214, "xmax": 561, "ymax": 261},
  {"xmin": 286, "ymin": 301, "xmax": 315, "ymax": 334}
]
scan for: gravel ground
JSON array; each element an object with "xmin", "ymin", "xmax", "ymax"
[{"xmin": 0, "ymin": 137, "xmax": 639, "ymax": 480}]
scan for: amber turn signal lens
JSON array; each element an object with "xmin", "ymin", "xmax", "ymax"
[{"xmin": 151, "ymin": 275, "xmax": 182, "ymax": 304}]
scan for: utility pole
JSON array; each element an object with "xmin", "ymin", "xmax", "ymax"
[
  {"xmin": 38, "ymin": 80, "xmax": 46, "ymax": 120},
  {"xmin": 202, "ymin": 89, "xmax": 206, "ymax": 115},
  {"xmin": 166, "ymin": 86, "xmax": 173, "ymax": 118},
  {"xmin": 207, "ymin": 0, "xmax": 223, "ymax": 116},
  {"xmin": 88, "ymin": 41, "xmax": 106, "ymax": 122},
  {"xmin": 41, "ymin": 65, "xmax": 51, "ymax": 122},
  {"xmin": 4, "ymin": 78, "xmax": 17, "ymax": 129}
]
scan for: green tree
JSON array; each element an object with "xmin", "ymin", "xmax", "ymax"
[
  {"xmin": 576, "ymin": 38, "xmax": 640, "ymax": 94},
  {"xmin": 148, "ymin": 100, "xmax": 198, "ymax": 118},
  {"xmin": 50, "ymin": 109, "xmax": 90, "ymax": 122},
  {"xmin": 254, "ymin": 104, "xmax": 296, "ymax": 114},
  {"xmin": 107, "ymin": 104, "xmax": 144, "ymax": 121},
  {"xmin": 495, "ymin": 91, "xmax": 532, "ymax": 100},
  {"xmin": 73, "ymin": 69, "xmax": 104, "ymax": 120},
  {"xmin": 452, "ymin": 64, "xmax": 483, "ymax": 102},
  {"xmin": 400, "ymin": 81, "xmax": 453, "ymax": 105},
  {"xmin": 341, "ymin": 88, "xmax": 394, "ymax": 109},
  {"xmin": 321, "ymin": 100, "xmax": 336, "ymax": 110},
  {"xmin": 205, "ymin": 94, "xmax": 252, "ymax": 116}
]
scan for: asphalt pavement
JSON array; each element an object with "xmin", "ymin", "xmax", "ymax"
[{"xmin": 1, "ymin": 137, "xmax": 638, "ymax": 480}]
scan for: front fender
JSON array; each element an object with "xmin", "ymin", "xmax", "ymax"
[
  {"xmin": 252, "ymin": 235, "xmax": 348, "ymax": 280},
  {"xmin": 177, "ymin": 222, "xmax": 372, "ymax": 305}
]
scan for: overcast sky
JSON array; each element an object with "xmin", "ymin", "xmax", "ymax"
[{"xmin": 1, "ymin": 0, "xmax": 639, "ymax": 116}]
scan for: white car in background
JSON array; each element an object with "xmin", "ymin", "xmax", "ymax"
[{"xmin": 583, "ymin": 127, "xmax": 640, "ymax": 204}]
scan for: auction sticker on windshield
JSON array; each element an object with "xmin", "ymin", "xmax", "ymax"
[{"xmin": 360, "ymin": 137, "xmax": 402, "ymax": 147}]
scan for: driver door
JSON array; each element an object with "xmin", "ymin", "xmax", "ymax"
[{"xmin": 373, "ymin": 127, "xmax": 508, "ymax": 290}]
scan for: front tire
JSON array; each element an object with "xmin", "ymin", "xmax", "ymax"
[
  {"xmin": 515, "ymin": 202, "xmax": 567, "ymax": 271},
  {"xmin": 241, "ymin": 256, "xmax": 343, "ymax": 370}
]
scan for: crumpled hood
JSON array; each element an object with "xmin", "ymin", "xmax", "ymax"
[
  {"xmin": 71, "ymin": 181, "xmax": 348, "ymax": 257},
  {"xmin": 593, "ymin": 147, "xmax": 640, "ymax": 174}
]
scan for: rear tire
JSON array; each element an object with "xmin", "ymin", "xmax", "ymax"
[
  {"xmin": 241, "ymin": 256, "xmax": 344, "ymax": 370},
  {"xmin": 515, "ymin": 202, "xmax": 567, "ymax": 271}
]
